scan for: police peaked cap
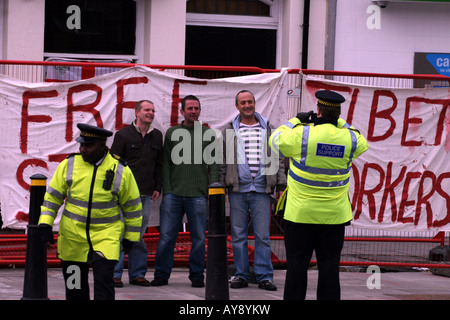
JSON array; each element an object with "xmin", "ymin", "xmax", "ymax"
[
  {"xmin": 76, "ymin": 123, "xmax": 113, "ymax": 143},
  {"xmin": 315, "ymin": 90, "xmax": 345, "ymax": 107}
]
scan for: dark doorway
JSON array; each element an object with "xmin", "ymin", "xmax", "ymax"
[{"xmin": 185, "ymin": 26, "xmax": 276, "ymax": 69}]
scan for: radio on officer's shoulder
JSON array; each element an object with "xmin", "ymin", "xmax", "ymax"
[{"xmin": 103, "ymin": 169, "xmax": 115, "ymax": 190}]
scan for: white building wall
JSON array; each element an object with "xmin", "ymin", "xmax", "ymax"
[
  {"xmin": 141, "ymin": 0, "xmax": 187, "ymax": 65},
  {"xmin": 307, "ymin": 0, "xmax": 327, "ymax": 70},
  {"xmin": 2, "ymin": 0, "xmax": 45, "ymax": 61},
  {"xmin": 5, "ymin": 0, "xmax": 450, "ymax": 76},
  {"xmin": 333, "ymin": 0, "xmax": 450, "ymax": 74},
  {"xmin": 279, "ymin": 0, "xmax": 304, "ymax": 68}
]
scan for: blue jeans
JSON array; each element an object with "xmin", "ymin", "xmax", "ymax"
[
  {"xmin": 229, "ymin": 192, "xmax": 274, "ymax": 283},
  {"xmin": 154, "ymin": 193, "xmax": 208, "ymax": 281},
  {"xmin": 114, "ymin": 195, "xmax": 150, "ymax": 281}
]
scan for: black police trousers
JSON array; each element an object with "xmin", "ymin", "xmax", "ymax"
[
  {"xmin": 61, "ymin": 256, "xmax": 116, "ymax": 300},
  {"xmin": 283, "ymin": 220, "xmax": 345, "ymax": 300}
]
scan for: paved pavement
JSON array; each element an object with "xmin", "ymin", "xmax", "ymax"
[
  {"xmin": 3, "ymin": 266, "xmax": 450, "ymax": 301},
  {"xmin": 1, "ymin": 266, "xmax": 448, "ymax": 319}
]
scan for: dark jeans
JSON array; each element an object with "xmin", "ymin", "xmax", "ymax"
[
  {"xmin": 61, "ymin": 256, "xmax": 116, "ymax": 300},
  {"xmin": 283, "ymin": 220, "xmax": 345, "ymax": 300},
  {"xmin": 154, "ymin": 194, "xmax": 208, "ymax": 281}
]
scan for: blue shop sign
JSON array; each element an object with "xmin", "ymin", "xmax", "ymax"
[{"xmin": 426, "ymin": 54, "xmax": 450, "ymax": 76}]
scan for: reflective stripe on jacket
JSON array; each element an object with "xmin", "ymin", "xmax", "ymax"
[
  {"xmin": 269, "ymin": 117, "xmax": 368, "ymax": 225},
  {"xmin": 39, "ymin": 152, "xmax": 142, "ymax": 262}
]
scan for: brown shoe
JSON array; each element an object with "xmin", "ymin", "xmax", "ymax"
[
  {"xmin": 130, "ymin": 277, "xmax": 151, "ymax": 286},
  {"xmin": 114, "ymin": 278, "xmax": 123, "ymax": 288}
]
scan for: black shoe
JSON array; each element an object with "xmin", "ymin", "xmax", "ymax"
[
  {"xmin": 191, "ymin": 278, "xmax": 205, "ymax": 288},
  {"xmin": 258, "ymin": 280, "xmax": 277, "ymax": 291},
  {"xmin": 113, "ymin": 278, "xmax": 123, "ymax": 288},
  {"xmin": 230, "ymin": 277, "xmax": 248, "ymax": 289},
  {"xmin": 150, "ymin": 277, "xmax": 168, "ymax": 286}
]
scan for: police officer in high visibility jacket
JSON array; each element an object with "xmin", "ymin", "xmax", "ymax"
[
  {"xmin": 38, "ymin": 123, "xmax": 142, "ymax": 300},
  {"xmin": 269, "ymin": 90, "xmax": 369, "ymax": 300}
]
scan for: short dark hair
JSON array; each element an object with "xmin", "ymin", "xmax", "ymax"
[
  {"xmin": 235, "ymin": 90, "xmax": 255, "ymax": 105},
  {"xmin": 318, "ymin": 104, "xmax": 341, "ymax": 119},
  {"xmin": 181, "ymin": 95, "xmax": 201, "ymax": 110}
]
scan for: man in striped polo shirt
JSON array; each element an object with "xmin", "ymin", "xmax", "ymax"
[
  {"xmin": 239, "ymin": 120, "xmax": 263, "ymax": 177},
  {"xmin": 219, "ymin": 90, "xmax": 286, "ymax": 291}
]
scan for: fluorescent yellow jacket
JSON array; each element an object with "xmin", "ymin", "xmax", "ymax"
[
  {"xmin": 269, "ymin": 117, "xmax": 368, "ymax": 225},
  {"xmin": 39, "ymin": 152, "xmax": 142, "ymax": 262}
]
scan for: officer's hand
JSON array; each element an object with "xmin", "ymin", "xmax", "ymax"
[
  {"xmin": 122, "ymin": 239, "xmax": 135, "ymax": 254},
  {"xmin": 38, "ymin": 224, "xmax": 55, "ymax": 248},
  {"xmin": 296, "ymin": 110, "xmax": 314, "ymax": 123}
]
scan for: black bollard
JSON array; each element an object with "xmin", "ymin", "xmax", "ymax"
[
  {"xmin": 22, "ymin": 174, "xmax": 49, "ymax": 300},
  {"xmin": 205, "ymin": 182, "xmax": 229, "ymax": 300}
]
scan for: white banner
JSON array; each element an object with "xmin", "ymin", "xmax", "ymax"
[
  {"xmin": 302, "ymin": 76, "xmax": 450, "ymax": 232},
  {"xmin": 0, "ymin": 66, "xmax": 291, "ymax": 229}
]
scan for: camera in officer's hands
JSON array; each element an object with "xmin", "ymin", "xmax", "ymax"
[{"xmin": 296, "ymin": 110, "xmax": 317, "ymax": 123}]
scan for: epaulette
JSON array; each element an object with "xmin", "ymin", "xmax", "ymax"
[
  {"xmin": 293, "ymin": 122, "xmax": 311, "ymax": 129},
  {"xmin": 349, "ymin": 127, "xmax": 361, "ymax": 134},
  {"xmin": 66, "ymin": 152, "xmax": 80, "ymax": 159},
  {"xmin": 111, "ymin": 153, "xmax": 128, "ymax": 166}
]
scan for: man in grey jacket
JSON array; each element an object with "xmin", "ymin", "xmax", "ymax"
[{"xmin": 219, "ymin": 90, "xmax": 286, "ymax": 291}]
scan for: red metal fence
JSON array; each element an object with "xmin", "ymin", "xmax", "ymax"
[{"xmin": 0, "ymin": 60, "xmax": 449, "ymax": 269}]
